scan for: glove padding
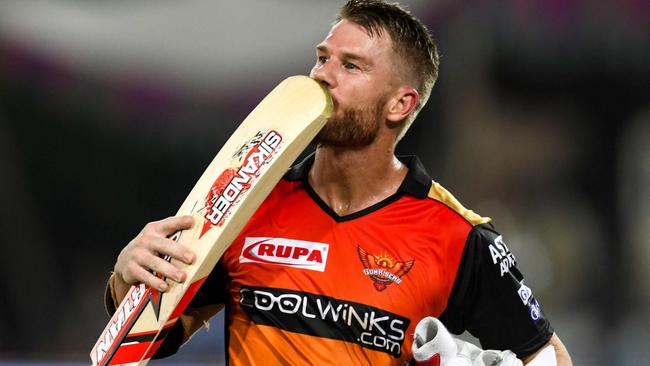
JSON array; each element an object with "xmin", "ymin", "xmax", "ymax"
[{"xmin": 411, "ymin": 317, "xmax": 523, "ymax": 366}]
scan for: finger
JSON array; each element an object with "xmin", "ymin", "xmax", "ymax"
[
  {"xmin": 146, "ymin": 255, "xmax": 186, "ymax": 283},
  {"xmin": 153, "ymin": 215, "xmax": 194, "ymax": 236},
  {"xmin": 132, "ymin": 265, "xmax": 169, "ymax": 292},
  {"xmin": 150, "ymin": 236, "xmax": 196, "ymax": 265}
]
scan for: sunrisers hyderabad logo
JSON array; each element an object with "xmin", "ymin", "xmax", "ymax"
[
  {"xmin": 357, "ymin": 245, "xmax": 415, "ymax": 291},
  {"xmin": 200, "ymin": 130, "xmax": 282, "ymax": 238}
]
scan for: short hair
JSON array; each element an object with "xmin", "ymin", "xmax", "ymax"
[{"xmin": 337, "ymin": 0, "xmax": 440, "ymax": 119}]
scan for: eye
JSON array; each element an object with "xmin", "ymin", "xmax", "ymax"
[
  {"xmin": 316, "ymin": 55, "xmax": 328, "ymax": 65},
  {"xmin": 344, "ymin": 62, "xmax": 359, "ymax": 70}
]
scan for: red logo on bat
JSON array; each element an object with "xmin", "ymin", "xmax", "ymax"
[
  {"xmin": 357, "ymin": 245, "xmax": 415, "ymax": 291},
  {"xmin": 200, "ymin": 130, "xmax": 282, "ymax": 238}
]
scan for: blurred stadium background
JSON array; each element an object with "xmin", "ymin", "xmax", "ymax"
[{"xmin": 0, "ymin": 0, "xmax": 648, "ymax": 365}]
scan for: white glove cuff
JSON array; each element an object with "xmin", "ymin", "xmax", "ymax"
[
  {"xmin": 411, "ymin": 316, "xmax": 525, "ymax": 366},
  {"xmin": 412, "ymin": 317, "xmax": 458, "ymax": 364}
]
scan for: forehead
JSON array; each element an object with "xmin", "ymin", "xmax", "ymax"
[{"xmin": 319, "ymin": 19, "xmax": 394, "ymax": 60}]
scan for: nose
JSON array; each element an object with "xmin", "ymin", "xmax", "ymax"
[{"xmin": 310, "ymin": 62, "xmax": 336, "ymax": 89}]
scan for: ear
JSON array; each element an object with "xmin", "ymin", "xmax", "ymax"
[{"xmin": 386, "ymin": 87, "xmax": 419, "ymax": 123}]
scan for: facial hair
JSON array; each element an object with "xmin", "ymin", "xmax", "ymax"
[{"xmin": 313, "ymin": 98, "xmax": 385, "ymax": 148}]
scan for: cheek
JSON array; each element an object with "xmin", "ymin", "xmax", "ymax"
[{"xmin": 340, "ymin": 89, "xmax": 373, "ymax": 110}]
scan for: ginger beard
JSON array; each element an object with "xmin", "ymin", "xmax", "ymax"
[{"xmin": 314, "ymin": 96, "xmax": 387, "ymax": 148}]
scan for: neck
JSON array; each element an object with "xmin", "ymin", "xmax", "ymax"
[{"xmin": 308, "ymin": 137, "xmax": 407, "ymax": 216}]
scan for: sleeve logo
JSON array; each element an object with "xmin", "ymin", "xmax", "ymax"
[
  {"xmin": 517, "ymin": 281, "xmax": 545, "ymax": 324},
  {"xmin": 488, "ymin": 235, "xmax": 517, "ymax": 277},
  {"xmin": 357, "ymin": 245, "xmax": 415, "ymax": 291},
  {"xmin": 517, "ymin": 282, "xmax": 533, "ymax": 305}
]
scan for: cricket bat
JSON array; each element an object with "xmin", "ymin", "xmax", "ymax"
[{"xmin": 90, "ymin": 75, "xmax": 332, "ymax": 366}]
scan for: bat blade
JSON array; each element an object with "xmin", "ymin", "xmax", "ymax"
[{"xmin": 90, "ymin": 75, "xmax": 332, "ymax": 366}]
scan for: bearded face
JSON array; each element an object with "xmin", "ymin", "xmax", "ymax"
[{"xmin": 313, "ymin": 97, "xmax": 386, "ymax": 148}]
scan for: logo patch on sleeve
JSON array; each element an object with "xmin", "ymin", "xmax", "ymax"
[
  {"xmin": 240, "ymin": 237, "xmax": 329, "ymax": 272},
  {"xmin": 517, "ymin": 282, "xmax": 533, "ymax": 305},
  {"xmin": 488, "ymin": 235, "xmax": 517, "ymax": 276},
  {"xmin": 517, "ymin": 281, "xmax": 546, "ymax": 324}
]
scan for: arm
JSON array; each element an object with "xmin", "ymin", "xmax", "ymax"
[
  {"xmin": 411, "ymin": 318, "xmax": 571, "ymax": 366},
  {"xmin": 105, "ymin": 215, "xmax": 213, "ymax": 356},
  {"xmin": 106, "ymin": 215, "xmax": 230, "ymax": 355},
  {"xmin": 439, "ymin": 224, "xmax": 567, "ymax": 360},
  {"xmin": 106, "ymin": 272, "xmax": 222, "ymax": 358},
  {"xmin": 521, "ymin": 333, "xmax": 572, "ymax": 366}
]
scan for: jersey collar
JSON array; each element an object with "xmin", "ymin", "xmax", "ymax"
[{"xmin": 283, "ymin": 152, "xmax": 432, "ymax": 199}]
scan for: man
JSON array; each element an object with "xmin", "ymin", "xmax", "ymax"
[{"xmin": 107, "ymin": 1, "xmax": 572, "ymax": 365}]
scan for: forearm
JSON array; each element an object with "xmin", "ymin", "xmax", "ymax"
[
  {"xmin": 522, "ymin": 333, "xmax": 572, "ymax": 366},
  {"xmin": 104, "ymin": 272, "xmax": 223, "ymax": 359},
  {"xmin": 109, "ymin": 272, "xmax": 131, "ymax": 306},
  {"xmin": 104, "ymin": 272, "xmax": 222, "ymax": 338},
  {"xmin": 104, "ymin": 272, "xmax": 132, "ymax": 314}
]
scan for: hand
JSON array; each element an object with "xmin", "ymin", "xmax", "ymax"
[
  {"xmin": 114, "ymin": 215, "xmax": 196, "ymax": 293},
  {"xmin": 411, "ymin": 317, "xmax": 522, "ymax": 366}
]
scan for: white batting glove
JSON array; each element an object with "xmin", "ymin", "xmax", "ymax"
[{"xmin": 411, "ymin": 317, "xmax": 523, "ymax": 366}]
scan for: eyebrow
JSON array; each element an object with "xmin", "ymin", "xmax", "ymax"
[{"xmin": 316, "ymin": 44, "xmax": 372, "ymax": 66}]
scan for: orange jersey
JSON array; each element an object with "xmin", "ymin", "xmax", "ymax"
[{"xmin": 154, "ymin": 154, "xmax": 553, "ymax": 364}]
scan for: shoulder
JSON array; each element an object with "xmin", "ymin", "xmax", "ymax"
[
  {"xmin": 424, "ymin": 180, "xmax": 492, "ymax": 227},
  {"xmin": 396, "ymin": 155, "xmax": 491, "ymax": 227},
  {"xmin": 392, "ymin": 155, "xmax": 493, "ymax": 254}
]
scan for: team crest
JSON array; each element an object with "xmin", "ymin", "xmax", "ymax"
[{"xmin": 357, "ymin": 245, "xmax": 415, "ymax": 291}]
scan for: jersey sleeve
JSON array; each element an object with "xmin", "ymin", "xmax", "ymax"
[
  {"xmin": 152, "ymin": 259, "xmax": 229, "ymax": 358},
  {"xmin": 439, "ymin": 223, "xmax": 553, "ymax": 358}
]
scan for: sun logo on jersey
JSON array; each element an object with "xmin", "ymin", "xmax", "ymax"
[{"xmin": 357, "ymin": 245, "xmax": 415, "ymax": 291}]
